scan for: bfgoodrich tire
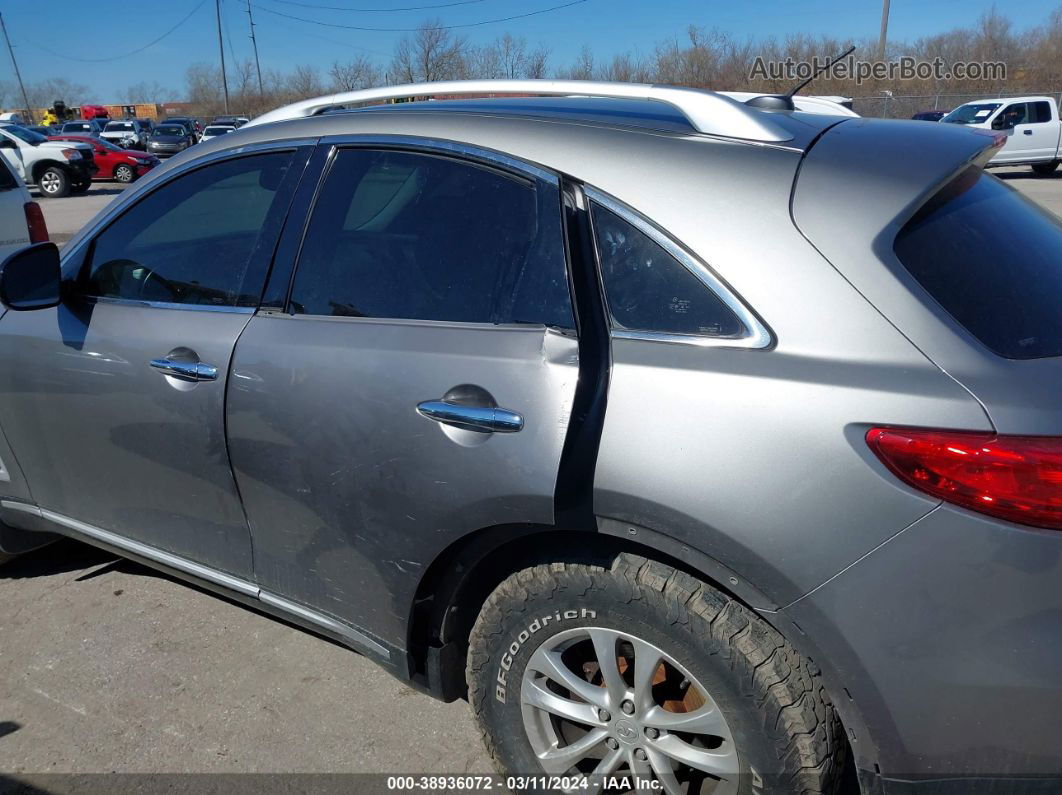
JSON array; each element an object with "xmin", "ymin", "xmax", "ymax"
[{"xmin": 467, "ymin": 554, "xmax": 845, "ymax": 794}]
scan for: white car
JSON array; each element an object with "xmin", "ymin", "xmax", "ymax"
[
  {"xmin": 0, "ymin": 154, "xmax": 47, "ymax": 261},
  {"xmin": 200, "ymin": 124, "xmax": 236, "ymax": 140},
  {"xmin": 100, "ymin": 120, "xmax": 147, "ymax": 150},
  {"xmin": 942, "ymin": 96, "xmax": 1062, "ymax": 174}
]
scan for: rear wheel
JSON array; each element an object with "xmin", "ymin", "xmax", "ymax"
[
  {"xmin": 113, "ymin": 164, "xmax": 135, "ymax": 183},
  {"xmin": 37, "ymin": 166, "xmax": 70, "ymax": 198},
  {"xmin": 467, "ymin": 554, "xmax": 846, "ymax": 794},
  {"xmin": 1032, "ymin": 160, "xmax": 1059, "ymax": 176}
]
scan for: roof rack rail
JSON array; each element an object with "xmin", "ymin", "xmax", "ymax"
[{"xmin": 241, "ymin": 79, "xmax": 794, "ymax": 143}]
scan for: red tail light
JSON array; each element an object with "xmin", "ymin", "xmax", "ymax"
[
  {"xmin": 23, "ymin": 202, "xmax": 48, "ymax": 243},
  {"xmin": 866, "ymin": 427, "xmax": 1062, "ymax": 531}
]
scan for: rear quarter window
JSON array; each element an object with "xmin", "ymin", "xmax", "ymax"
[{"xmin": 894, "ymin": 167, "xmax": 1062, "ymax": 359}]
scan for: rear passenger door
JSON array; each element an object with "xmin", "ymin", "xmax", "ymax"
[{"xmin": 226, "ymin": 143, "xmax": 578, "ymax": 643}]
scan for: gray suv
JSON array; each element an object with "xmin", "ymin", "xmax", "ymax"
[{"xmin": 0, "ymin": 80, "xmax": 1060, "ymax": 795}]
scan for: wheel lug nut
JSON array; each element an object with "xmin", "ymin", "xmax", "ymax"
[
  {"xmin": 598, "ymin": 709, "xmax": 611, "ymax": 722},
  {"xmin": 605, "ymin": 738, "xmax": 619, "ymax": 750},
  {"xmin": 644, "ymin": 727, "xmax": 659, "ymax": 739},
  {"xmin": 621, "ymin": 700, "xmax": 635, "ymax": 715},
  {"xmin": 634, "ymin": 748, "xmax": 647, "ymax": 761}
]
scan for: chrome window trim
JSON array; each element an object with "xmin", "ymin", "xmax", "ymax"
[
  {"xmin": 1, "ymin": 500, "xmax": 390, "ymax": 660},
  {"xmin": 88, "ymin": 296, "xmax": 256, "ymax": 314},
  {"xmin": 584, "ymin": 186, "xmax": 772, "ymax": 350},
  {"xmin": 315, "ymin": 133, "xmax": 558, "ymax": 185},
  {"xmin": 59, "ymin": 136, "xmax": 319, "ymax": 285}
]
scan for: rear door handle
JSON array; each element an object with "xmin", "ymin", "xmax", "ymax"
[
  {"xmin": 150, "ymin": 358, "xmax": 218, "ymax": 382},
  {"xmin": 1024, "ymin": 129, "xmax": 1034, "ymax": 135},
  {"xmin": 416, "ymin": 400, "xmax": 523, "ymax": 433}
]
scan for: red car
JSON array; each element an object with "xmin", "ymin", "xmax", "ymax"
[{"xmin": 48, "ymin": 134, "xmax": 159, "ymax": 183}]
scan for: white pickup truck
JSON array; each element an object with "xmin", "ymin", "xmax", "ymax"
[
  {"xmin": 0, "ymin": 123, "xmax": 97, "ymax": 198},
  {"xmin": 941, "ymin": 95, "xmax": 1062, "ymax": 174}
]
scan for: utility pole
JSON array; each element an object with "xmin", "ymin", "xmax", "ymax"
[
  {"xmin": 246, "ymin": 0, "xmax": 264, "ymax": 96},
  {"xmin": 877, "ymin": 0, "xmax": 891, "ymax": 61},
  {"xmin": 216, "ymin": 0, "xmax": 230, "ymax": 114},
  {"xmin": 0, "ymin": 13, "xmax": 32, "ymax": 123}
]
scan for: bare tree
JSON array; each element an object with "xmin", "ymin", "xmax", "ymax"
[
  {"xmin": 165, "ymin": 9, "xmax": 1062, "ymax": 123},
  {"xmin": 23, "ymin": 78, "xmax": 90, "ymax": 111},
  {"xmin": 558, "ymin": 44, "xmax": 595, "ymax": 80},
  {"xmin": 123, "ymin": 80, "xmax": 172, "ymax": 104},
  {"xmin": 525, "ymin": 45, "xmax": 550, "ymax": 79},
  {"xmin": 390, "ymin": 19, "xmax": 470, "ymax": 83},
  {"xmin": 330, "ymin": 56, "xmax": 382, "ymax": 91},
  {"xmin": 287, "ymin": 64, "xmax": 325, "ymax": 99}
]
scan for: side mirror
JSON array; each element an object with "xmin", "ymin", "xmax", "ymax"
[
  {"xmin": 0, "ymin": 242, "xmax": 61, "ymax": 310},
  {"xmin": 0, "ymin": 138, "xmax": 15, "ymax": 149}
]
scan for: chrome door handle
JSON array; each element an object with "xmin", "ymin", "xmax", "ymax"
[
  {"xmin": 150, "ymin": 358, "xmax": 218, "ymax": 382},
  {"xmin": 416, "ymin": 400, "xmax": 523, "ymax": 433}
]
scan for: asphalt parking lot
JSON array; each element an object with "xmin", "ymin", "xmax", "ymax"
[{"xmin": 3, "ymin": 165, "xmax": 1061, "ymax": 792}]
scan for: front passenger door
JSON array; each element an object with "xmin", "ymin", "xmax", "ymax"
[{"xmin": 0, "ymin": 146, "xmax": 309, "ymax": 578}]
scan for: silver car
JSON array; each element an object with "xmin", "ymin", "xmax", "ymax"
[{"xmin": 1, "ymin": 80, "xmax": 1060, "ymax": 795}]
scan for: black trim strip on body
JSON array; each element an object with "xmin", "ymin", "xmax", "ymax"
[{"xmin": 554, "ymin": 179, "xmax": 612, "ymax": 528}]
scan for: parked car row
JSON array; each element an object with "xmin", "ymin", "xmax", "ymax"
[{"xmin": 0, "ymin": 110, "xmax": 254, "ymax": 196}]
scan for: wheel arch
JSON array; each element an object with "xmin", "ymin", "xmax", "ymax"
[
  {"xmin": 406, "ymin": 520, "xmax": 773, "ymax": 701},
  {"xmin": 31, "ymin": 159, "xmax": 70, "ymax": 183},
  {"xmin": 405, "ymin": 519, "xmax": 874, "ymax": 788}
]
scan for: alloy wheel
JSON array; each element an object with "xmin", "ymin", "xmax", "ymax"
[
  {"xmin": 40, "ymin": 171, "xmax": 61, "ymax": 194},
  {"xmin": 520, "ymin": 626, "xmax": 739, "ymax": 794}
]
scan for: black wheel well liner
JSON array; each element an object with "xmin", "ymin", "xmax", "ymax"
[
  {"xmin": 406, "ymin": 522, "xmax": 754, "ymax": 699},
  {"xmin": 31, "ymin": 160, "xmax": 70, "ymax": 181}
]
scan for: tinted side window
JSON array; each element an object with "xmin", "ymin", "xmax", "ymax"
[
  {"xmin": 289, "ymin": 148, "xmax": 572, "ymax": 327},
  {"xmin": 590, "ymin": 201, "xmax": 744, "ymax": 337},
  {"xmin": 1030, "ymin": 101, "xmax": 1052, "ymax": 123},
  {"xmin": 83, "ymin": 151, "xmax": 296, "ymax": 307},
  {"xmin": 895, "ymin": 167, "xmax": 1062, "ymax": 359}
]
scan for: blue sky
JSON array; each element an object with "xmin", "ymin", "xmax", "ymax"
[{"xmin": 2, "ymin": 0, "xmax": 1057, "ymax": 102}]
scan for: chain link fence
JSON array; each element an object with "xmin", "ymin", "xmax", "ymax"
[{"xmin": 851, "ymin": 91, "xmax": 1062, "ymax": 119}]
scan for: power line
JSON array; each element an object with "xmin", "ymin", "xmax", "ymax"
[
  {"xmin": 252, "ymin": 0, "xmax": 588, "ymax": 32},
  {"xmin": 264, "ymin": 0, "xmax": 489, "ymax": 10},
  {"xmin": 287, "ymin": 27, "xmax": 393, "ymax": 57},
  {"xmin": 26, "ymin": 0, "xmax": 209, "ymax": 63}
]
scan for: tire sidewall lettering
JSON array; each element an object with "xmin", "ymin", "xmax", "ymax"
[{"xmin": 494, "ymin": 607, "xmax": 597, "ymax": 704}]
